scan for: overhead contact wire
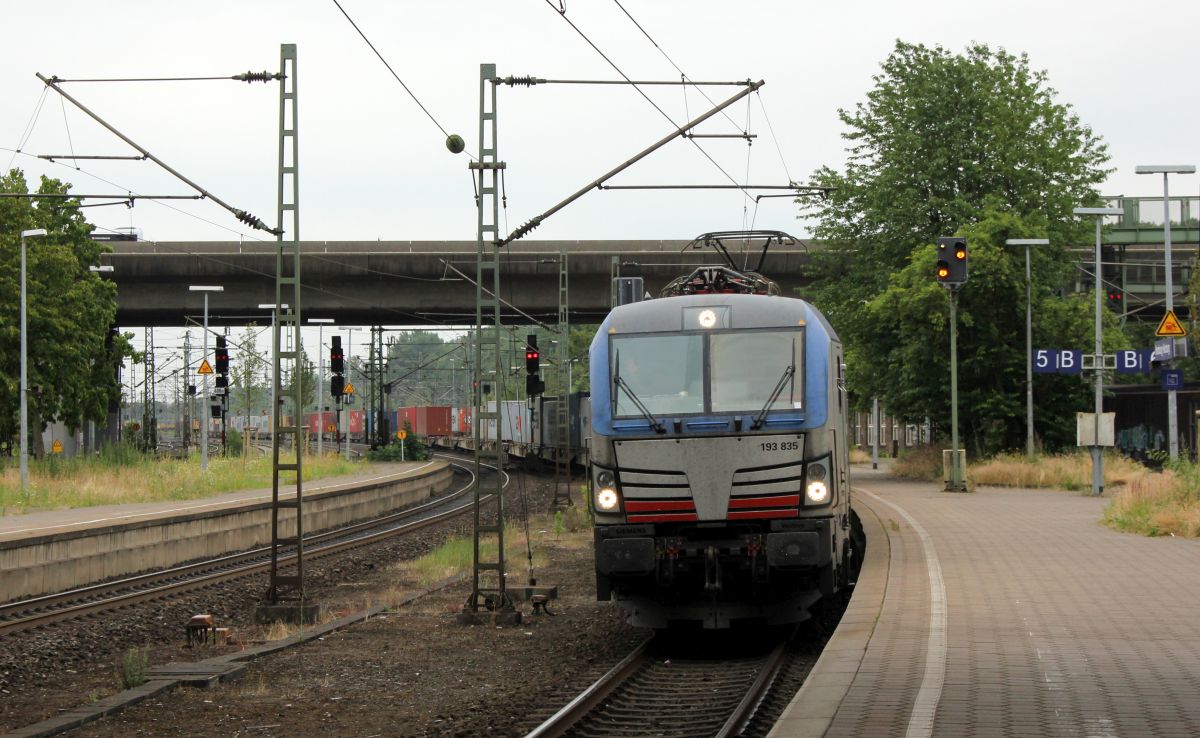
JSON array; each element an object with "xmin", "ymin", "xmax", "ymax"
[{"xmin": 540, "ymin": 0, "xmax": 752, "ymax": 200}]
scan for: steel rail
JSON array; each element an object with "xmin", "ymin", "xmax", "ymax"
[
  {"xmin": 523, "ymin": 637, "xmax": 653, "ymax": 738},
  {"xmin": 0, "ymin": 457, "xmax": 502, "ymax": 637},
  {"xmin": 714, "ymin": 639, "xmax": 790, "ymax": 738}
]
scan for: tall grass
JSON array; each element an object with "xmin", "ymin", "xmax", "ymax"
[
  {"xmin": 396, "ymin": 517, "xmax": 569, "ymax": 587},
  {"xmin": 970, "ymin": 451, "xmax": 1149, "ymax": 492},
  {"xmin": 0, "ymin": 446, "xmax": 357, "ymax": 514},
  {"xmin": 892, "ymin": 446, "xmax": 944, "ymax": 481},
  {"xmin": 1104, "ymin": 460, "xmax": 1200, "ymax": 537}
]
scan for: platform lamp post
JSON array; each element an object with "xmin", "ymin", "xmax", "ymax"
[
  {"xmin": 1005, "ymin": 239, "xmax": 1050, "ymax": 460},
  {"xmin": 1074, "ymin": 208, "xmax": 1123, "ymax": 496},
  {"xmin": 19, "ymin": 228, "xmax": 48, "ymax": 498},
  {"xmin": 308, "ymin": 318, "xmax": 334, "ymax": 456},
  {"xmin": 189, "ymin": 285, "xmax": 223, "ymax": 472},
  {"xmin": 1136, "ymin": 164, "xmax": 1196, "ymax": 462}
]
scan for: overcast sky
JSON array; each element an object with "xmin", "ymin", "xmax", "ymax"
[{"xmin": 4, "ymin": 0, "xmax": 1198, "ymax": 248}]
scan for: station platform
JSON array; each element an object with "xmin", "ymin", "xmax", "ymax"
[
  {"xmin": 0, "ymin": 459, "xmax": 452, "ymax": 603},
  {"xmin": 0, "ymin": 460, "xmax": 440, "ymax": 543},
  {"xmin": 771, "ymin": 464, "xmax": 1200, "ymax": 738}
]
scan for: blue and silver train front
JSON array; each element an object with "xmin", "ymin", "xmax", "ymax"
[{"xmin": 588, "ymin": 293, "xmax": 850, "ymax": 628}]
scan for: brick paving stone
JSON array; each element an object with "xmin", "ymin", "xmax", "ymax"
[{"xmin": 772, "ymin": 464, "xmax": 1200, "ymax": 738}]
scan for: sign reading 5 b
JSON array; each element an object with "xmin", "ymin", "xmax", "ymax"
[{"xmin": 1034, "ymin": 349, "xmax": 1082, "ymax": 375}]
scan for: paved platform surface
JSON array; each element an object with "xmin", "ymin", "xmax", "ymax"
[
  {"xmin": 0, "ymin": 460, "xmax": 440, "ymax": 542},
  {"xmin": 773, "ymin": 464, "xmax": 1200, "ymax": 738}
]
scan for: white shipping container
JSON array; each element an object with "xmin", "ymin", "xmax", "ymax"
[{"xmin": 484, "ymin": 400, "xmax": 531, "ymax": 444}]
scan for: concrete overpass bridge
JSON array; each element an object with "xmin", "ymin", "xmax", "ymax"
[
  {"xmin": 103, "ymin": 195, "xmax": 1197, "ymax": 328},
  {"xmin": 106, "ymin": 239, "xmax": 816, "ymax": 327}
]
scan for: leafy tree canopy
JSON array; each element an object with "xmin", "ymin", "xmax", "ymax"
[
  {"xmin": 799, "ymin": 41, "xmax": 1115, "ymax": 453},
  {"xmin": 0, "ymin": 169, "xmax": 134, "ymax": 450}
]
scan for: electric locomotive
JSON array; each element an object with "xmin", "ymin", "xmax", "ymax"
[{"xmin": 588, "ymin": 231, "xmax": 854, "ymax": 629}]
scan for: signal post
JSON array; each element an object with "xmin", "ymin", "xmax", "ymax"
[{"xmin": 936, "ymin": 237, "xmax": 968, "ymax": 492}]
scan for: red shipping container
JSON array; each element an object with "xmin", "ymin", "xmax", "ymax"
[
  {"xmin": 396, "ymin": 407, "xmax": 418, "ymax": 434},
  {"xmin": 414, "ymin": 406, "xmax": 452, "ymax": 436},
  {"xmin": 458, "ymin": 407, "xmax": 472, "ymax": 434},
  {"xmin": 349, "ymin": 409, "xmax": 364, "ymax": 434}
]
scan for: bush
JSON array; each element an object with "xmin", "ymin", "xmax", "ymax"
[
  {"xmin": 892, "ymin": 446, "xmax": 944, "ymax": 481},
  {"xmin": 118, "ymin": 646, "xmax": 149, "ymax": 689}
]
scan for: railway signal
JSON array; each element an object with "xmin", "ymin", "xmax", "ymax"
[
  {"xmin": 936, "ymin": 237, "xmax": 968, "ymax": 288},
  {"xmin": 330, "ymin": 336, "xmax": 344, "ymax": 374},
  {"xmin": 331, "ymin": 374, "xmax": 344, "ymax": 398},
  {"xmin": 215, "ymin": 335, "xmax": 229, "ymax": 374},
  {"xmin": 526, "ymin": 333, "xmax": 544, "ymax": 396}
]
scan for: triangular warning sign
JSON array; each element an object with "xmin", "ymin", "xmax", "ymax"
[
  {"xmin": 343, "ymin": 383, "xmax": 355, "ymax": 395},
  {"xmin": 1155, "ymin": 310, "xmax": 1187, "ymax": 338},
  {"xmin": 197, "ymin": 359, "xmax": 214, "ymax": 375}
]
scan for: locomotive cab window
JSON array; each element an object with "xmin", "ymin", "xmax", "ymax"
[
  {"xmin": 710, "ymin": 329, "xmax": 804, "ymax": 413},
  {"xmin": 613, "ymin": 334, "xmax": 704, "ymax": 417}
]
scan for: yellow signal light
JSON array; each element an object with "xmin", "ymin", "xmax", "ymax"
[
  {"xmin": 955, "ymin": 248, "xmax": 967, "ymax": 260},
  {"xmin": 937, "ymin": 266, "xmax": 950, "ymax": 278}
]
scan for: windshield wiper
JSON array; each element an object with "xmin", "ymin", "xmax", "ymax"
[
  {"xmin": 615, "ymin": 376, "xmax": 667, "ymax": 434},
  {"xmin": 751, "ymin": 363, "xmax": 795, "ymax": 430}
]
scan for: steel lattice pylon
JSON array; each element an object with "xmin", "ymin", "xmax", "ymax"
[
  {"xmin": 553, "ymin": 249, "xmax": 571, "ymax": 507},
  {"xmin": 267, "ymin": 44, "xmax": 304, "ymax": 605},
  {"xmin": 462, "ymin": 63, "xmax": 516, "ymax": 618}
]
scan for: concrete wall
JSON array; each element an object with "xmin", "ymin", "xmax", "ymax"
[{"xmin": 0, "ymin": 462, "xmax": 453, "ymax": 603}]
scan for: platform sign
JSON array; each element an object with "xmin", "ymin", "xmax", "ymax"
[
  {"xmin": 197, "ymin": 359, "xmax": 213, "ymax": 375},
  {"xmin": 1115, "ymin": 349, "xmax": 1153, "ymax": 374},
  {"xmin": 1162, "ymin": 369, "xmax": 1184, "ymax": 391},
  {"xmin": 1034, "ymin": 349, "xmax": 1083, "ymax": 375},
  {"xmin": 1156, "ymin": 310, "xmax": 1187, "ymax": 338}
]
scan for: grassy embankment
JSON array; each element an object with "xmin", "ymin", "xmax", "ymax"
[
  {"xmin": 0, "ymin": 444, "xmax": 357, "ymax": 514},
  {"xmin": 396, "ymin": 490, "xmax": 593, "ymax": 589},
  {"xmin": 888, "ymin": 445, "xmax": 1200, "ymax": 538}
]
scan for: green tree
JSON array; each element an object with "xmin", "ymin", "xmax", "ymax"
[
  {"xmin": 230, "ymin": 323, "xmax": 270, "ymax": 422},
  {"xmin": 801, "ymin": 42, "xmax": 1112, "ymax": 453},
  {"xmin": 0, "ymin": 169, "xmax": 133, "ymax": 456},
  {"xmin": 858, "ymin": 208, "xmax": 1129, "ymax": 454}
]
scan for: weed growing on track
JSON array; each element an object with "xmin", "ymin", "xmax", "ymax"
[
  {"xmin": 118, "ymin": 646, "xmax": 149, "ymax": 689},
  {"xmin": 0, "ymin": 449, "xmax": 358, "ymax": 514}
]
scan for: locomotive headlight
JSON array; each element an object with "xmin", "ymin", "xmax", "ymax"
[
  {"xmin": 597, "ymin": 470, "xmax": 615, "ymax": 488},
  {"xmin": 805, "ymin": 480, "xmax": 829, "ymax": 504},
  {"xmin": 807, "ymin": 462, "xmax": 826, "ymax": 481},
  {"xmin": 596, "ymin": 487, "xmax": 620, "ymax": 511},
  {"xmin": 697, "ymin": 309, "xmax": 717, "ymax": 328}
]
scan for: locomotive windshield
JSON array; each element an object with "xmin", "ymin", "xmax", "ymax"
[
  {"xmin": 711, "ymin": 330, "xmax": 803, "ymax": 412},
  {"xmin": 613, "ymin": 335, "xmax": 705, "ymax": 416},
  {"xmin": 611, "ymin": 327, "xmax": 805, "ymax": 418}
]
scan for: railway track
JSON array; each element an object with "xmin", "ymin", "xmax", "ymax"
[
  {"xmin": 0, "ymin": 455, "xmax": 504, "ymax": 638},
  {"xmin": 526, "ymin": 633, "xmax": 793, "ymax": 738}
]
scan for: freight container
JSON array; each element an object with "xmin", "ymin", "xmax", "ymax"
[
  {"xmin": 395, "ymin": 407, "xmax": 418, "ymax": 434},
  {"xmin": 454, "ymin": 406, "xmax": 472, "ymax": 435},
  {"xmin": 536, "ymin": 392, "xmax": 590, "ymax": 450},
  {"xmin": 413, "ymin": 406, "xmax": 452, "ymax": 437},
  {"xmin": 484, "ymin": 400, "xmax": 530, "ymax": 444},
  {"xmin": 348, "ymin": 409, "xmax": 364, "ymax": 435}
]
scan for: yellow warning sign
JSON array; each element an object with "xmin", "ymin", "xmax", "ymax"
[
  {"xmin": 197, "ymin": 359, "xmax": 214, "ymax": 375},
  {"xmin": 397, "ymin": 430, "xmax": 408, "ymax": 441},
  {"xmin": 51, "ymin": 439, "xmax": 63, "ymax": 454},
  {"xmin": 1155, "ymin": 310, "xmax": 1187, "ymax": 338},
  {"xmin": 327, "ymin": 423, "xmax": 337, "ymax": 433},
  {"xmin": 343, "ymin": 383, "xmax": 355, "ymax": 395}
]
